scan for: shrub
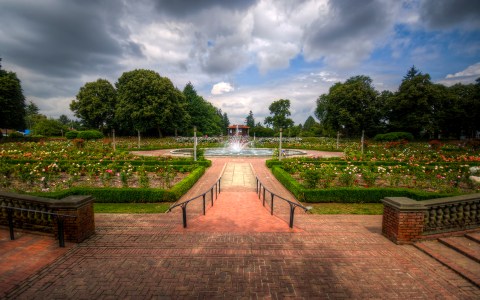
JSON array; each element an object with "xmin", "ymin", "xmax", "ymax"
[
  {"xmin": 374, "ymin": 132, "xmax": 414, "ymax": 142},
  {"xmin": 65, "ymin": 131, "xmax": 78, "ymax": 139},
  {"xmin": 8, "ymin": 132, "xmax": 24, "ymax": 138},
  {"xmin": 77, "ymin": 130, "xmax": 104, "ymax": 140}
]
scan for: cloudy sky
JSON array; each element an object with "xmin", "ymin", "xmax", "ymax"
[{"xmin": 1, "ymin": 0, "xmax": 479, "ymax": 126}]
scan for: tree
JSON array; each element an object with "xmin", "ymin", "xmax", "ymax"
[
  {"xmin": 70, "ymin": 79, "xmax": 117, "ymax": 132},
  {"xmin": 303, "ymin": 116, "xmax": 317, "ymax": 131},
  {"xmin": 245, "ymin": 110, "xmax": 255, "ymax": 128},
  {"xmin": 222, "ymin": 112, "xmax": 230, "ymax": 135},
  {"xmin": 183, "ymin": 82, "xmax": 223, "ymax": 136},
  {"xmin": 264, "ymin": 99, "xmax": 294, "ymax": 130},
  {"xmin": 33, "ymin": 118, "xmax": 67, "ymax": 136},
  {"xmin": 25, "ymin": 101, "xmax": 40, "ymax": 130},
  {"xmin": 58, "ymin": 114, "xmax": 71, "ymax": 125},
  {"xmin": 387, "ymin": 66, "xmax": 437, "ymax": 138},
  {"xmin": 0, "ymin": 62, "xmax": 26, "ymax": 130},
  {"xmin": 315, "ymin": 75, "xmax": 382, "ymax": 137},
  {"xmin": 116, "ymin": 69, "xmax": 188, "ymax": 137}
]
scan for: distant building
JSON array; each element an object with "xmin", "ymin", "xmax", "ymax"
[{"xmin": 228, "ymin": 125, "xmax": 250, "ymax": 137}]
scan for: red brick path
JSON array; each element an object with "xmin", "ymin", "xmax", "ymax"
[{"xmin": 1, "ymin": 155, "xmax": 479, "ymax": 299}]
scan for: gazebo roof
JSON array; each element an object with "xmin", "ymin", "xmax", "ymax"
[{"xmin": 228, "ymin": 125, "xmax": 250, "ymax": 129}]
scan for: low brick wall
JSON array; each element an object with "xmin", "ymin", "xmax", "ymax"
[
  {"xmin": 0, "ymin": 192, "xmax": 95, "ymax": 243},
  {"xmin": 382, "ymin": 193, "xmax": 480, "ymax": 244}
]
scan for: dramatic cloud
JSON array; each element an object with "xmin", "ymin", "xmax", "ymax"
[
  {"xmin": 0, "ymin": 0, "xmax": 478, "ymax": 124},
  {"xmin": 303, "ymin": 0, "xmax": 396, "ymax": 68},
  {"xmin": 420, "ymin": 0, "xmax": 480, "ymax": 30},
  {"xmin": 211, "ymin": 82, "xmax": 235, "ymax": 95}
]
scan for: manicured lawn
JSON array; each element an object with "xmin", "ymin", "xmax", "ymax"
[
  {"xmin": 94, "ymin": 203, "xmax": 171, "ymax": 213},
  {"xmin": 307, "ymin": 203, "xmax": 384, "ymax": 215}
]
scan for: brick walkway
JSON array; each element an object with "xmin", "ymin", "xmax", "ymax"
[{"xmin": 1, "ymin": 156, "xmax": 480, "ymax": 299}]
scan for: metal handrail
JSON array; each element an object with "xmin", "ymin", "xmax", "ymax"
[
  {"xmin": 166, "ymin": 177, "xmax": 221, "ymax": 228},
  {"xmin": 1, "ymin": 205, "xmax": 77, "ymax": 247},
  {"xmin": 255, "ymin": 176, "xmax": 309, "ymax": 228}
]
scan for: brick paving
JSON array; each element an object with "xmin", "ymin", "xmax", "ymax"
[{"xmin": 1, "ymin": 155, "xmax": 480, "ymax": 299}]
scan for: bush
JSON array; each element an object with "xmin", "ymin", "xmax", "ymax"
[
  {"xmin": 270, "ymin": 166, "xmax": 459, "ymax": 203},
  {"xmin": 65, "ymin": 131, "xmax": 78, "ymax": 139},
  {"xmin": 77, "ymin": 130, "xmax": 104, "ymax": 140},
  {"xmin": 374, "ymin": 132, "xmax": 414, "ymax": 142},
  {"xmin": 8, "ymin": 132, "xmax": 24, "ymax": 138}
]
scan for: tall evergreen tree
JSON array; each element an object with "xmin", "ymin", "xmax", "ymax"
[{"xmin": 388, "ymin": 66, "xmax": 437, "ymax": 138}]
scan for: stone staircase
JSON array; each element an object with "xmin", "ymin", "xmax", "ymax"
[{"xmin": 415, "ymin": 232, "xmax": 480, "ymax": 287}]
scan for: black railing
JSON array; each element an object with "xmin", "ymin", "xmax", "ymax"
[
  {"xmin": 1, "ymin": 206, "xmax": 76, "ymax": 247},
  {"xmin": 255, "ymin": 176, "xmax": 309, "ymax": 228},
  {"xmin": 167, "ymin": 177, "xmax": 221, "ymax": 228}
]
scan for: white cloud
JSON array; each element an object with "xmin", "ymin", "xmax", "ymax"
[
  {"xmin": 438, "ymin": 62, "xmax": 480, "ymax": 86},
  {"xmin": 211, "ymin": 82, "xmax": 235, "ymax": 95}
]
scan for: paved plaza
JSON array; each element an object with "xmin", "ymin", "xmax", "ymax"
[{"xmin": 1, "ymin": 157, "xmax": 479, "ymax": 299}]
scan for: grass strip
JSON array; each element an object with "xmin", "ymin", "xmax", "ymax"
[
  {"xmin": 94, "ymin": 202, "xmax": 171, "ymax": 213},
  {"xmin": 307, "ymin": 203, "xmax": 384, "ymax": 215}
]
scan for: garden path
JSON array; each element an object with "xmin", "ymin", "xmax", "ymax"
[{"xmin": 2, "ymin": 153, "xmax": 479, "ymax": 299}]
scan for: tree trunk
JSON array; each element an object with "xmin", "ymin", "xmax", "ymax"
[
  {"xmin": 157, "ymin": 127, "xmax": 163, "ymax": 138},
  {"xmin": 137, "ymin": 130, "xmax": 141, "ymax": 149}
]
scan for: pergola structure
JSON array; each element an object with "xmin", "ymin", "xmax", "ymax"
[{"xmin": 228, "ymin": 125, "xmax": 250, "ymax": 137}]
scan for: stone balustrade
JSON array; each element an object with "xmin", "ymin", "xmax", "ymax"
[
  {"xmin": 0, "ymin": 191, "xmax": 95, "ymax": 243},
  {"xmin": 382, "ymin": 193, "xmax": 480, "ymax": 244}
]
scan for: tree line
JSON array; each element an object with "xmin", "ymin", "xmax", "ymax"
[
  {"xmin": 245, "ymin": 66, "xmax": 479, "ymax": 139},
  {"xmin": 70, "ymin": 69, "xmax": 229, "ymax": 137},
  {"xmin": 1, "ymin": 60, "xmax": 479, "ymax": 139}
]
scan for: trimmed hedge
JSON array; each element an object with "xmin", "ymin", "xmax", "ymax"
[
  {"xmin": 374, "ymin": 132, "xmax": 414, "ymax": 141},
  {"xmin": 271, "ymin": 166, "xmax": 459, "ymax": 203},
  {"xmin": 30, "ymin": 165, "xmax": 206, "ymax": 203},
  {"xmin": 77, "ymin": 130, "xmax": 104, "ymax": 140},
  {"xmin": 65, "ymin": 131, "xmax": 78, "ymax": 139}
]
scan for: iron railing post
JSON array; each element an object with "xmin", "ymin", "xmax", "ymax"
[
  {"xmin": 7, "ymin": 208, "xmax": 14, "ymax": 240},
  {"xmin": 211, "ymin": 189, "xmax": 214, "ymax": 206},
  {"xmin": 181, "ymin": 204, "xmax": 187, "ymax": 228},
  {"xmin": 202, "ymin": 194, "xmax": 206, "ymax": 215},
  {"xmin": 289, "ymin": 204, "xmax": 296, "ymax": 228},
  {"xmin": 57, "ymin": 217, "xmax": 65, "ymax": 247},
  {"xmin": 270, "ymin": 194, "xmax": 274, "ymax": 215}
]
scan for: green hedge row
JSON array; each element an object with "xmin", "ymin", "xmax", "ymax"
[
  {"xmin": 266, "ymin": 158, "xmax": 480, "ymax": 168},
  {"xmin": 271, "ymin": 166, "xmax": 458, "ymax": 203},
  {"xmin": 30, "ymin": 166, "xmax": 206, "ymax": 203},
  {"xmin": 1, "ymin": 158, "xmax": 211, "ymax": 168}
]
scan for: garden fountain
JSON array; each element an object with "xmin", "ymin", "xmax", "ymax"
[{"xmin": 170, "ymin": 134, "xmax": 306, "ymax": 157}]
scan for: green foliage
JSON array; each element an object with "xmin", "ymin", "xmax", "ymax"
[
  {"xmin": 373, "ymin": 132, "xmax": 414, "ymax": 141},
  {"xmin": 388, "ymin": 66, "xmax": 437, "ymax": 138},
  {"xmin": 33, "ymin": 118, "xmax": 67, "ymax": 136},
  {"xmin": 0, "ymin": 67, "xmax": 26, "ymax": 129},
  {"xmin": 245, "ymin": 110, "xmax": 255, "ymax": 129},
  {"xmin": 315, "ymin": 75, "xmax": 383, "ymax": 137},
  {"xmin": 77, "ymin": 130, "xmax": 104, "ymax": 140},
  {"xmin": 183, "ymin": 82, "xmax": 223, "ymax": 136},
  {"xmin": 300, "ymin": 169, "xmax": 321, "ymax": 188},
  {"xmin": 65, "ymin": 131, "xmax": 78, "ymax": 139},
  {"xmin": 94, "ymin": 203, "xmax": 171, "ymax": 213},
  {"xmin": 8, "ymin": 132, "xmax": 24, "ymax": 138},
  {"xmin": 70, "ymin": 79, "xmax": 117, "ymax": 132},
  {"xmin": 116, "ymin": 69, "xmax": 188, "ymax": 137},
  {"xmin": 264, "ymin": 99, "xmax": 294, "ymax": 130},
  {"xmin": 271, "ymin": 166, "xmax": 460, "ymax": 203}
]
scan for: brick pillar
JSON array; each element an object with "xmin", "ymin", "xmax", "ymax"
[
  {"xmin": 51, "ymin": 195, "xmax": 95, "ymax": 243},
  {"xmin": 382, "ymin": 197, "xmax": 426, "ymax": 244}
]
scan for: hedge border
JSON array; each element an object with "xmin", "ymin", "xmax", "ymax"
[
  {"xmin": 271, "ymin": 166, "xmax": 460, "ymax": 203},
  {"xmin": 28, "ymin": 165, "xmax": 206, "ymax": 203}
]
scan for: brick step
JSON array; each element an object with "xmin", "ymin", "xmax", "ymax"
[
  {"xmin": 466, "ymin": 232, "xmax": 480, "ymax": 243},
  {"xmin": 415, "ymin": 239, "xmax": 480, "ymax": 287},
  {"xmin": 439, "ymin": 236, "xmax": 480, "ymax": 263}
]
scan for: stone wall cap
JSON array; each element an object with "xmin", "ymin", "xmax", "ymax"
[
  {"xmin": 382, "ymin": 197, "xmax": 427, "ymax": 211},
  {"xmin": 50, "ymin": 195, "xmax": 94, "ymax": 209}
]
